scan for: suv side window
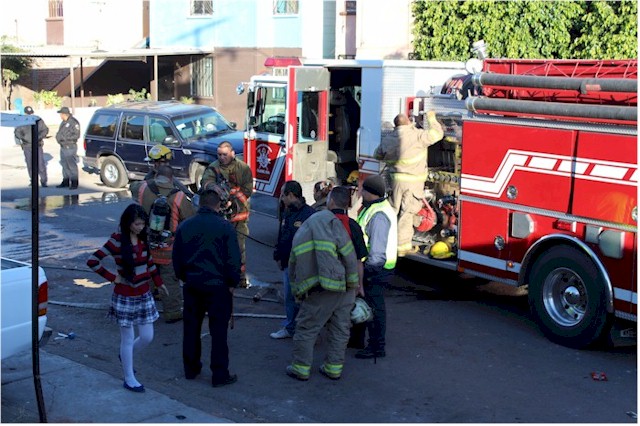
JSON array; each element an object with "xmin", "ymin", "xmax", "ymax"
[
  {"xmin": 148, "ymin": 117, "xmax": 177, "ymax": 144},
  {"xmin": 86, "ymin": 113, "xmax": 118, "ymax": 138},
  {"xmin": 120, "ymin": 114, "xmax": 145, "ymax": 141}
]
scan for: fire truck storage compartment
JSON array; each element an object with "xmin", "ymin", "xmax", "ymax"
[{"xmin": 326, "ymin": 67, "xmax": 362, "ymax": 183}]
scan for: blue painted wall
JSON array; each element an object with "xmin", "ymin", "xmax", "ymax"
[{"xmin": 150, "ymin": 0, "xmax": 302, "ymax": 48}]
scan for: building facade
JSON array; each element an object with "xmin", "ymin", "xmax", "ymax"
[{"xmin": 2, "ymin": 0, "xmax": 416, "ymax": 123}]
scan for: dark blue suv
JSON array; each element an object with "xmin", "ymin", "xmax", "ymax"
[{"xmin": 82, "ymin": 101, "xmax": 244, "ymax": 189}]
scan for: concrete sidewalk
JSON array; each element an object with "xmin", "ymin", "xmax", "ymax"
[{"xmin": 1, "ymin": 350, "xmax": 232, "ymax": 423}]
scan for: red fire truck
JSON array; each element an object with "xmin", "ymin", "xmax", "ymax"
[{"xmin": 239, "ymin": 57, "xmax": 637, "ymax": 348}]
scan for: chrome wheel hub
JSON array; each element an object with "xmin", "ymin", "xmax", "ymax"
[
  {"xmin": 105, "ymin": 164, "xmax": 118, "ymax": 182},
  {"xmin": 542, "ymin": 267, "xmax": 587, "ymax": 327}
]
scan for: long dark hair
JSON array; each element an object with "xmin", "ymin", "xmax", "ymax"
[{"xmin": 119, "ymin": 203, "xmax": 148, "ymax": 281}]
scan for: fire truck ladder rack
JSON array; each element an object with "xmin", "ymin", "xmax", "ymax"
[{"xmin": 482, "ymin": 59, "xmax": 637, "ymax": 80}]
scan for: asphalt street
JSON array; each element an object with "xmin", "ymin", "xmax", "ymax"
[{"xmin": 0, "ymin": 123, "xmax": 637, "ymax": 423}]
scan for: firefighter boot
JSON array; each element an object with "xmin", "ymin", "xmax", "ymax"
[
  {"xmin": 56, "ymin": 179, "xmax": 69, "ymax": 188},
  {"xmin": 69, "ymin": 179, "xmax": 78, "ymax": 190}
]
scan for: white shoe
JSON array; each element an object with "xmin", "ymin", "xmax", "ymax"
[{"xmin": 270, "ymin": 328, "xmax": 292, "ymax": 339}]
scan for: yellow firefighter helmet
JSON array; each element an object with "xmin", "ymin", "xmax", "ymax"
[
  {"xmin": 346, "ymin": 170, "xmax": 359, "ymax": 185},
  {"xmin": 147, "ymin": 144, "xmax": 173, "ymax": 161},
  {"xmin": 430, "ymin": 241, "xmax": 454, "ymax": 259}
]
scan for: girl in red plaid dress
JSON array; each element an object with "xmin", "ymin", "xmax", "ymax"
[{"xmin": 87, "ymin": 203, "xmax": 168, "ymax": 392}]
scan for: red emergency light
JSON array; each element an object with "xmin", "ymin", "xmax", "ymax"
[{"xmin": 264, "ymin": 57, "xmax": 301, "ymax": 67}]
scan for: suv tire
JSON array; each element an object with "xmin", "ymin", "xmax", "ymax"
[{"xmin": 100, "ymin": 156, "xmax": 128, "ymax": 188}]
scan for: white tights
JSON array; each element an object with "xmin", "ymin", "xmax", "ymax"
[{"xmin": 120, "ymin": 323, "xmax": 154, "ymax": 387}]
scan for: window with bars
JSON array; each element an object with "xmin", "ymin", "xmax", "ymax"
[
  {"xmin": 49, "ymin": 0, "xmax": 63, "ymax": 17},
  {"xmin": 191, "ymin": 56, "xmax": 213, "ymax": 98},
  {"xmin": 190, "ymin": 0, "xmax": 213, "ymax": 16},
  {"xmin": 345, "ymin": 1, "xmax": 356, "ymax": 15},
  {"xmin": 273, "ymin": 0, "xmax": 298, "ymax": 15}
]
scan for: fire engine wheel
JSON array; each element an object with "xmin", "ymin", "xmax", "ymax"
[
  {"xmin": 528, "ymin": 245, "xmax": 612, "ymax": 349},
  {"xmin": 100, "ymin": 156, "xmax": 128, "ymax": 188}
]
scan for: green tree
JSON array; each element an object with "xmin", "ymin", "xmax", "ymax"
[
  {"xmin": 412, "ymin": 0, "xmax": 637, "ymax": 60},
  {"xmin": 0, "ymin": 37, "xmax": 33, "ymax": 109},
  {"xmin": 572, "ymin": 1, "xmax": 638, "ymax": 59}
]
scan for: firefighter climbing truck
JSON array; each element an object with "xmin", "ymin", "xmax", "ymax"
[{"xmin": 240, "ymin": 57, "xmax": 637, "ymax": 348}]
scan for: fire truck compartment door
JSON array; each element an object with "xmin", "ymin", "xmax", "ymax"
[
  {"xmin": 292, "ymin": 140, "xmax": 329, "ymax": 187},
  {"xmin": 293, "ymin": 67, "xmax": 330, "ymax": 92},
  {"xmin": 286, "ymin": 66, "xmax": 331, "ymax": 194},
  {"xmin": 358, "ymin": 67, "xmax": 383, "ymax": 160}
]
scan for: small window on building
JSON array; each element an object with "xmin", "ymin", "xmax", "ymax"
[
  {"xmin": 191, "ymin": 56, "xmax": 213, "ymax": 98},
  {"xmin": 345, "ymin": 1, "xmax": 356, "ymax": 15},
  {"xmin": 190, "ymin": 0, "xmax": 213, "ymax": 16},
  {"xmin": 273, "ymin": 0, "xmax": 298, "ymax": 15},
  {"xmin": 49, "ymin": 0, "xmax": 63, "ymax": 17}
]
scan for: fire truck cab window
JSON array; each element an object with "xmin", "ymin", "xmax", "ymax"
[
  {"xmin": 300, "ymin": 91, "xmax": 319, "ymax": 141},
  {"xmin": 252, "ymin": 87, "xmax": 286, "ymax": 135}
]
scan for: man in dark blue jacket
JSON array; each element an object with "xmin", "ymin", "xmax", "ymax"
[
  {"xmin": 172, "ymin": 189, "xmax": 241, "ymax": 387},
  {"xmin": 270, "ymin": 180, "xmax": 316, "ymax": 339}
]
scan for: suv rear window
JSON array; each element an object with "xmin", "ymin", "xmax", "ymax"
[{"xmin": 86, "ymin": 113, "xmax": 119, "ymax": 138}]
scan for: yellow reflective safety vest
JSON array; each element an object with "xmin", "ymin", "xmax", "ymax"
[{"xmin": 357, "ymin": 199, "xmax": 397, "ymax": 270}]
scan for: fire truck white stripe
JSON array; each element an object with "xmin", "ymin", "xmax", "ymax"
[
  {"xmin": 614, "ymin": 287, "xmax": 638, "ymax": 304},
  {"xmin": 461, "ymin": 150, "xmax": 638, "ymax": 197},
  {"xmin": 591, "ymin": 164, "xmax": 629, "ymax": 180},
  {"xmin": 458, "ymin": 250, "xmax": 521, "ymax": 273},
  {"xmin": 557, "ymin": 160, "xmax": 589, "ymax": 174},
  {"xmin": 528, "ymin": 157, "xmax": 557, "ymax": 170},
  {"xmin": 461, "ymin": 153, "xmax": 528, "ymax": 194},
  {"xmin": 631, "ymin": 170, "xmax": 638, "ymax": 182}
]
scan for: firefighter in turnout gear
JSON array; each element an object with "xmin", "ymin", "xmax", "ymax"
[
  {"xmin": 144, "ymin": 144, "xmax": 195, "ymax": 199},
  {"xmin": 374, "ymin": 111, "xmax": 443, "ymax": 257},
  {"xmin": 285, "ymin": 201, "xmax": 359, "ymax": 381},
  {"xmin": 132, "ymin": 165, "xmax": 196, "ymax": 323},
  {"xmin": 200, "ymin": 141, "xmax": 254, "ymax": 288}
]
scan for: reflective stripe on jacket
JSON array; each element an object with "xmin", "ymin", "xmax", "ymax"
[
  {"xmin": 289, "ymin": 210, "xmax": 359, "ymax": 296},
  {"xmin": 375, "ymin": 124, "xmax": 441, "ymax": 177}
]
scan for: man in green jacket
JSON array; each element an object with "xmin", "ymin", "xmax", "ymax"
[{"xmin": 285, "ymin": 206, "xmax": 359, "ymax": 381}]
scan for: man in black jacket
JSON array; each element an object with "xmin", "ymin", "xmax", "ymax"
[
  {"xmin": 270, "ymin": 180, "xmax": 316, "ymax": 339},
  {"xmin": 55, "ymin": 106, "xmax": 81, "ymax": 189},
  {"xmin": 14, "ymin": 106, "xmax": 49, "ymax": 187},
  {"xmin": 172, "ymin": 189, "xmax": 241, "ymax": 387}
]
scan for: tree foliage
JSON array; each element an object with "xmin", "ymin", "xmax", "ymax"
[
  {"xmin": 412, "ymin": 1, "xmax": 638, "ymax": 60},
  {"xmin": 1, "ymin": 36, "xmax": 34, "ymax": 109}
]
